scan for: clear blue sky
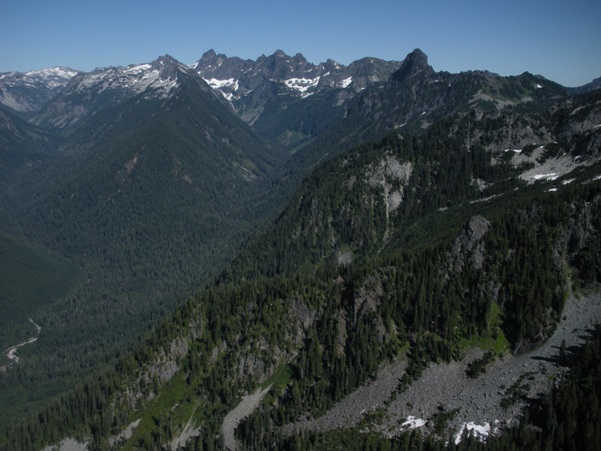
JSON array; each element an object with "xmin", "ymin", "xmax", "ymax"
[{"xmin": 2, "ymin": 0, "xmax": 600, "ymax": 87}]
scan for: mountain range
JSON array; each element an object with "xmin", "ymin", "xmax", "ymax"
[{"xmin": 0, "ymin": 48, "xmax": 600, "ymax": 450}]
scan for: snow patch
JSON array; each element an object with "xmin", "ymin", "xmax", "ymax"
[
  {"xmin": 204, "ymin": 77, "xmax": 238, "ymax": 90},
  {"xmin": 339, "ymin": 76, "xmax": 353, "ymax": 88},
  {"xmin": 123, "ymin": 64, "xmax": 152, "ymax": 75},
  {"xmin": 401, "ymin": 416, "xmax": 426, "ymax": 430},
  {"xmin": 73, "ymin": 63, "xmax": 181, "ymax": 99},
  {"xmin": 25, "ymin": 67, "xmax": 79, "ymax": 79},
  {"xmin": 532, "ymin": 173, "xmax": 559, "ymax": 181},
  {"xmin": 455, "ymin": 421, "xmax": 498, "ymax": 445},
  {"xmin": 284, "ymin": 76, "xmax": 320, "ymax": 94}
]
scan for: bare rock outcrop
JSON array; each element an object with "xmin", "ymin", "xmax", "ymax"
[{"xmin": 449, "ymin": 215, "xmax": 490, "ymax": 271}]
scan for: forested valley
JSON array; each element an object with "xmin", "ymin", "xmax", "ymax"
[{"xmin": 0, "ymin": 51, "xmax": 600, "ymax": 450}]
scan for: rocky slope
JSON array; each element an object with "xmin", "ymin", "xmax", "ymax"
[
  {"xmin": 32, "ymin": 55, "xmax": 208, "ymax": 131},
  {"xmin": 280, "ymin": 292, "xmax": 601, "ymax": 441},
  {"xmin": 0, "ymin": 67, "xmax": 78, "ymax": 118},
  {"xmin": 193, "ymin": 49, "xmax": 400, "ymax": 115},
  {"xmin": 193, "ymin": 49, "xmax": 401, "ymax": 146}
]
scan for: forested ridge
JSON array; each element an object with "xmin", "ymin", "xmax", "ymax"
[
  {"xmin": 221, "ymin": 89, "xmax": 601, "ymax": 284},
  {"xmin": 0, "ymin": 68, "xmax": 284, "ymax": 430},
  {"xmin": 0, "ymin": 52, "xmax": 600, "ymax": 450},
  {"xmin": 2, "ymin": 169, "xmax": 599, "ymax": 449}
]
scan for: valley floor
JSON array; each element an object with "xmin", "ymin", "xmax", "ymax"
[{"xmin": 281, "ymin": 292, "xmax": 601, "ymax": 442}]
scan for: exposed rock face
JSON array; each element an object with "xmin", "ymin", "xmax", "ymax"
[
  {"xmin": 368, "ymin": 155, "xmax": 413, "ymax": 211},
  {"xmin": 0, "ymin": 67, "xmax": 79, "ymax": 116},
  {"xmin": 32, "ymin": 55, "xmax": 199, "ymax": 131},
  {"xmin": 193, "ymin": 49, "xmax": 401, "ymax": 141},
  {"xmin": 389, "ymin": 48, "xmax": 433, "ymax": 83},
  {"xmin": 193, "ymin": 49, "xmax": 400, "ymax": 104},
  {"xmin": 450, "ymin": 215, "xmax": 491, "ymax": 271}
]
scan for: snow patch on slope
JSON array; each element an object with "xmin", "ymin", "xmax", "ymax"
[
  {"xmin": 284, "ymin": 76, "xmax": 320, "ymax": 96},
  {"xmin": 497, "ymin": 144, "xmax": 601, "ymax": 184},
  {"xmin": 401, "ymin": 416, "xmax": 426, "ymax": 430},
  {"xmin": 203, "ymin": 78, "xmax": 239, "ymax": 90},
  {"xmin": 339, "ymin": 76, "xmax": 353, "ymax": 88},
  {"xmin": 454, "ymin": 422, "xmax": 499, "ymax": 445},
  {"xmin": 123, "ymin": 64, "xmax": 152, "ymax": 75},
  {"xmin": 75, "ymin": 63, "xmax": 182, "ymax": 98}
]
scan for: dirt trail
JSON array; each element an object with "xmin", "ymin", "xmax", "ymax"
[
  {"xmin": 0, "ymin": 319, "xmax": 41, "ymax": 372},
  {"xmin": 283, "ymin": 293, "xmax": 601, "ymax": 440},
  {"xmin": 222, "ymin": 385, "xmax": 272, "ymax": 451}
]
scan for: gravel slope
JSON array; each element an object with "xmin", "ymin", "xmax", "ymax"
[
  {"xmin": 222, "ymin": 385, "xmax": 272, "ymax": 451},
  {"xmin": 283, "ymin": 292, "xmax": 601, "ymax": 440}
]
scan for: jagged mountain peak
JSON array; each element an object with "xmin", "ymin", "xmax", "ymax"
[
  {"xmin": 255, "ymin": 49, "xmax": 306, "ymax": 66},
  {"xmin": 193, "ymin": 49, "xmax": 401, "ymax": 143},
  {"xmin": 32, "ymin": 55, "xmax": 196, "ymax": 130},
  {"xmin": 390, "ymin": 48, "xmax": 432, "ymax": 82},
  {"xmin": 152, "ymin": 54, "xmax": 183, "ymax": 68},
  {"xmin": 78, "ymin": 56, "xmax": 186, "ymax": 94},
  {"xmin": 202, "ymin": 49, "xmax": 218, "ymax": 59},
  {"xmin": 0, "ymin": 67, "xmax": 79, "ymax": 115},
  {"xmin": 193, "ymin": 50, "xmax": 250, "ymax": 75},
  {"xmin": 147, "ymin": 54, "xmax": 192, "ymax": 81},
  {"xmin": 265, "ymin": 49, "xmax": 306, "ymax": 62}
]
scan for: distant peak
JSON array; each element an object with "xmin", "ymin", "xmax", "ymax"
[
  {"xmin": 150, "ymin": 55, "xmax": 189, "ymax": 74},
  {"xmin": 293, "ymin": 52, "xmax": 306, "ymax": 60},
  {"xmin": 273, "ymin": 49, "xmax": 287, "ymax": 57},
  {"xmin": 203, "ymin": 49, "xmax": 217, "ymax": 58},
  {"xmin": 24, "ymin": 67, "xmax": 79, "ymax": 78},
  {"xmin": 390, "ymin": 48, "xmax": 432, "ymax": 82},
  {"xmin": 408, "ymin": 48, "xmax": 427, "ymax": 59},
  {"xmin": 155, "ymin": 54, "xmax": 179, "ymax": 65}
]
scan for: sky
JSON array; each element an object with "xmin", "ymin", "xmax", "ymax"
[{"xmin": 1, "ymin": 0, "xmax": 600, "ymax": 87}]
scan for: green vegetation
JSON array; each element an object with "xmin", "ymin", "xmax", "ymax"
[
  {"xmin": 261, "ymin": 364, "xmax": 293, "ymax": 405},
  {"xmin": 3, "ymin": 138, "xmax": 599, "ymax": 450},
  {"xmin": 0, "ymin": 60, "xmax": 599, "ymax": 450},
  {"xmin": 430, "ymin": 407, "xmax": 460, "ymax": 435},
  {"xmin": 0, "ymin": 71, "xmax": 284, "ymax": 431},
  {"xmin": 460, "ymin": 302, "xmax": 510, "ymax": 356},
  {"xmin": 123, "ymin": 370, "xmax": 196, "ymax": 450},
  {"xmin": 0, "ymin": 231, "xmax": 77, "ymax": 351}
]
